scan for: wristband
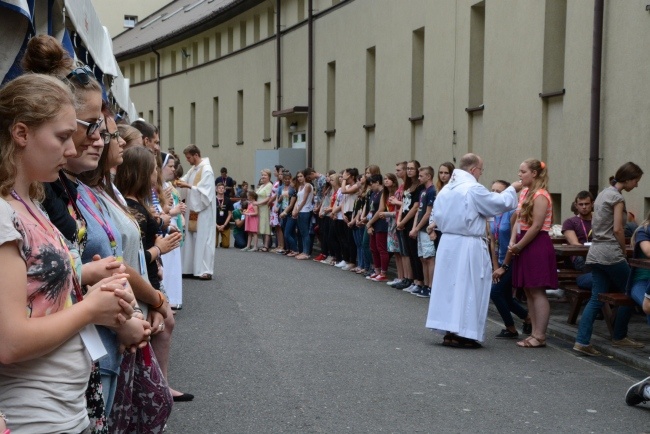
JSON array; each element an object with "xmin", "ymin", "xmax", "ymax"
[
  {"xmin": 153, "ymin": 245, "xmax": 162, "ymax": 260},
  {"xmin": 501, "ymin": 263, "xmax": 510, "ymax": 271},
  {"xmin": 152, "ymin": 290, "xmax": 165, "ymax": 309}
]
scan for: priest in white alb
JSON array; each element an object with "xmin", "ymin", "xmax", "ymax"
[
  {"xmin": 176, "ymin": 144, "xmax": 216, "ymax": 280},
  {"xmin": 425, "ymin": 153, "xmax": 521, "ymax": 348}
]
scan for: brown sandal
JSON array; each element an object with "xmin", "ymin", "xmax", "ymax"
[{"xmin": 516, "ymin": 335, "xmax": 546, "ymax": 348}]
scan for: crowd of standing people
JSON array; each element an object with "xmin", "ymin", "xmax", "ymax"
[{"xmin": 1, "ymin": 33, "xmax": 650, "ymax": 432}]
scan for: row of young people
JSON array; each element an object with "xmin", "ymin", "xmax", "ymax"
[
  {"xmin": 0, "ymin": 35, "xmax": 189, "ymax": 433},
  {"xmin": 236, "ymin": 162, "xmax": 454, "ymax": 297}
]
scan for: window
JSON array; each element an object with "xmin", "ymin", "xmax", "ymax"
[
  {"xmin": 215, "ymin": 32, "xmax": 222, "ymax": 58},
  {"xmin": 171, "ymin": 50, "xmax": 177, "ymax": 73},
  {"xmin": 326, "ymin": 61, "xmax": 336, "ymax": 133},
  {"xmin": 411, "ymin": 28, "xmax": 425, "ymax": 119},
  {"xmin": 192, "ymin": 42, "xmax": 199, "ymax": 67},
  {"xmin": 148, "ymin": 110, "xmax": 154, "ymax": 124},
  {"xmin": 139, "ymin": 61, "xmax": 145, "ymax": 82},
  {"xmin": 542, "ymin": 0, "xmax": 567, "ymax": 93},
  {"xmin": 298, "ymin": 0, "xmax": 305, "ymax": 21},
  {"xmin": 468, "ymin": 2, "xmax": 485, "ymax": 108},
  {"xmin": 366, "ymin": 47, "xmax": 376, "ymax": 126},
  {"xmin": 267, "ymin": 7, "xmax": 274, "ymax": 37},
  {"xmin": 124, "ymin": 15, "xmax": 137, "ymax": 28},
  {"xmin": 181, "ymin": 47, "xmax": 188, "ymax": 70},
  {"xmin": 228, "ymin": 27, "xmax": 234, "ymax": 53},
  {"xmin": 240, "ymin": 21, "xmax": 247, "ymax": 49},
  {"xmin": 203, "ymin": 37, "xmax": 210, "ymax": 62},
  {"xmin": 150, "ymin": 58, "xmax": 156, "ymax": 80},
  {"xmin": 237, "ymin": 90, "xmax": 244, "ymax": 145},
  {"xmin": 190, "ymin": 102, "xmax": 196, "ymax": 144},
  {"xmin": 213, "ymin": 97, "xmax": 219, "ymax": 147},
  {"xmin": 168, "ymin": 107, "xmax": 175, "ymax": 149},
  {"xmin": 264, "ymin": 82, "xmax": 271, "ymax": 140},
  {"xmin": 254, "ymin": 14, "xmax": 260, "ymax": 43}
]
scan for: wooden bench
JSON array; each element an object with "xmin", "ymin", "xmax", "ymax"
[
  {"xmin": 557, "ymin": 269, "xmax": 582, "ymax": 282},
  {"xmin": 597, "ymin": 292, "xmax": 636, "ymax": 338},
  {"xmin": 564, "ymin": 284, "xmax": 591, "ymax": 325}
]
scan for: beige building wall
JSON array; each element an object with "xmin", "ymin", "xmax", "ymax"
[
  {"xmin": 92, "ymin": 0, "xmax": 172, "ymax": 37},
  {"xmin": 120, "ymin": 0, "xmax": 650, "ymax": 221}
]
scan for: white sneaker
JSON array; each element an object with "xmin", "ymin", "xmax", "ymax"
[
  {"xmin": 387, "ymin": 278, "xmax": 401, "ymax": 286},
  {"xmin": 320, "ymin": 256, "xmax": 333, "ymax": 264},
  {"xmin": 335, "ymin": 260, "xmax": 347, "ymax": 268},
  {"xmin": 341, "ymin": 264, "xmax": 354, "ymax": 271},
  {"xmin": 403, "ymin": 284, "xmax": 417, "ymax": 292}
]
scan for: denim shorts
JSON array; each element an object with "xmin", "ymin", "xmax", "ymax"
[{"xmin": 417, "ymin": 231, "xmax": 435, "ymax": 258}]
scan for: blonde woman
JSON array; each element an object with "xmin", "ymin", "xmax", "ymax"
[{"xmin": 256, "ymin": 168, "xmax": 274, "ymax": 251}]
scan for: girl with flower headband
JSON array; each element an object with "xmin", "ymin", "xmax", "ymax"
[{"xmin": 509, "ymin": 158, "xmax": 558, "ymax": 348}]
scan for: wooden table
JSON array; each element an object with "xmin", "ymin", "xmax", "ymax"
[
  {"xmin": 629, "ymin": 258, "xmax": 650, "ymax": 269},
  {"xmin": 554, "ymin": 244, "xmax": 633, "ymax": 258}
]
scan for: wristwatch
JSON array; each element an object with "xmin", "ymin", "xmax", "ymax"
[{"xmin": 501, "ymin": 263, "xmax": 510, "ymax": 271}]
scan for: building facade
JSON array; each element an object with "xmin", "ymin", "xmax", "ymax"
[{"xmin": 114, "ymin": 0, "xmax": 650, "ymax": 221}]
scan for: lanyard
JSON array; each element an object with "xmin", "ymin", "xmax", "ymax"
[
  {"xmin": 11, "ymin": 190, "xmax": 84, "ymax": 303},
  {"xmin": 493, "ymin": 214, "xmax": 504, "ymax": 244},
  {"xmin": 77, "ymin": 184, "xmax": 120, "ymax": 259},
  {"xmin": 58, "ymin": 173, "xmax": 88, "ymax": 252},
  {"xmin": 579, "ymin": 218, "xmax": 591, "ymax": 242}
]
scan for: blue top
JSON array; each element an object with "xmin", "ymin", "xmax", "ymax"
[
  {"xmin": 416, "ymin": 186, "xmax": 436, "ymax": 232},
  {"xmin": 77, "ymin": 182, "xmax": 124, "ymax": 376},
  {"xmin": 490, "ymin": 210, "xmax": 515, "ymax": 264}
]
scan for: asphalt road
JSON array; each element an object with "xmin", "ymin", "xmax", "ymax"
[{"xmin": 165, "ymin": 247, "xmax": 650, "ymax": 433}]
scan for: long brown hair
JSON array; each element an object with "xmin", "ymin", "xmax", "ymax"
[
  {"xmin": 519, "ymin": 158, "xmax": 550, "ymax": 226},
  {"xmin": 404, "ymin": 160, "xmax": 421, "ymax": 191},
  {"xmin": 436, "ymin": 162, "xmax": 455, "ymax": 192},
  {"xmin": 0, "ymin": 74, "xmax": 75, "ymax": 199},
  {"xmin": 115, "ymin": 146, "xmax": 156, "ymax": 207}
]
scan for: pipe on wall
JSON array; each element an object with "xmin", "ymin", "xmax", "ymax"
[
  {"xmin": 588, "ymin": 0, "xmax": 604, "ymax": 197},
  {"xmin": 275, "ymin": 0, "xmax": 282, "ymax": 149},
  {"xmin": 151, "ymin": 45, "xmax": 162, "ymax": 143},
  {"xmin": 307, "ymin": 0, "xmax": 314, "ymax": 167}
]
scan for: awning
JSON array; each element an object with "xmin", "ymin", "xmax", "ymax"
[
  {"xmin": 272, "ymin": 106, "xmax": 309, "ymax": 117},
  {"xmin": 64, "ymin": 0, "xmax": 117, "ymax": 76}
]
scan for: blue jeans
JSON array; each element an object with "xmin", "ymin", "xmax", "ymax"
[
  {"xmin": 362, "ymin": 227, "xmax": 372, "ymax": 271},
  {"xmin": 297, "ymin": 212, "xmax": 311, "ymax": 255},
  {"xmin": 233, "ymin": 230, "xmax": 247, "ymax": 248},
  {"xmin": 629, "ymin": 279, "xmax": 650, "ymax": 325},
  {"xmin": 284, "ymin": 216, "xmax": 298, "ymax": 252},
  {"xmin": 353, "ymin": 226, "xmax": 365, "ymax": 269},
  {"xmin": 490, "ymin": 267, "xmax": 528, "ymax": 328},
  {"xmin": 576, "ymin": 261, "xmax": 632, "ymax": 344}
]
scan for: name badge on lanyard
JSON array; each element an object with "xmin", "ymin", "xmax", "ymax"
[
  {"xmin": 80, "ymin": 325, "xmax": 108, "ymax": 361},
  {"xmin": 138, "ymin": 248, "xmax": 147, "ymax": 276}
]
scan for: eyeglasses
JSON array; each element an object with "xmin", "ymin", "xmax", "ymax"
[
  {"xmin": 406, "ymin": 167, "xmax": 417, "ymax": 171},
  {"xmin": 66, "ymin": 65, "xmax": 96, "ymax": 85},
  {"xmin": 100, "ymin": 129, "xmax": 120, "ymax": 145},
  {"xmin": 77, "ymin": 118, "xmax": 104, "ymax": 137}
]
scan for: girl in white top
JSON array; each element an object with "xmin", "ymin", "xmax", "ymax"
[{"xmin": 293, "ymin": 170, "xmax": 314, "ymax": 259}]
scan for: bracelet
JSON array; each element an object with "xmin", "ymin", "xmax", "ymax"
[
  {"xmin": 152, "ymin": 290, "xmax": 165, "ymax": 309},
  {"xmin": 153, "ymin": 245, "xmax": 162, "ymax": 260},
  {"xmin": 501, "ymin": 263, "xmax": 510, "ymax": 271}
]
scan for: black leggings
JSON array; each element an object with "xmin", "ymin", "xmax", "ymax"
[
  {"xmin": 318, "ymin": 216, "xmax": 331, "ymax": 256},
  {"xmin": 399, "ymin": 226, "xmax": 424, "ymax": 282}
]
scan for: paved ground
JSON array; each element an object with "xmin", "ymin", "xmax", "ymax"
[{"xmin": 165, "ymin": 247, "xmax": 650, "ymax": 433}]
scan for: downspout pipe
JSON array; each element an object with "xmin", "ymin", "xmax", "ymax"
[
  {"xmin": 307, "ymin": 0, "xmax": 314, "ymax": 167},
  {"xmin": 275, "ymin": 0, "xmax": 282, "ymax": 150},
  {"xmin": 151, "ymin": 46, "xmax": 161, "ymax": 140},
  {"xmin": 588, "ymin": 0, "xmax": 604, "ymax": 197}
]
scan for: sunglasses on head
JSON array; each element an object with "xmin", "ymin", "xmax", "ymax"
[
  {"xmin": 100, "ymin": 129, "xmax": 120, "ymax": 145},
  {"xmin": 77, "ymin": 117, "xmax": 104, "ymax": 137},
  {"xmin": 66, "ymin": 65, "xmax": 96, "ymax": 85}
]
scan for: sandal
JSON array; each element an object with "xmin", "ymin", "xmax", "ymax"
[
  {"xmin": 516, "ymin": 335, "xmax": 546, "ymax": 348},
  {"xmin": 259, "ymin": 247, "xmax": 269, "ymax": 252},
  {"xmin": 275, "ymin": 249, "xmax": 286, "ymax": 255},
  {"xmin": 287, "ymin": 251, "xmax": 298, "ymax": 257},
  {"xmin": 198, "ymin": 274, "xmax": 212, "ymax": 280}
]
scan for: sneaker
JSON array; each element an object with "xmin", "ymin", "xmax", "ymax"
[
  {"xmin": 387, "ymin": 278, "xmax": 401, "ymax": 286},
  {"xmin": 573, "ymin": 343, "xmax": 601, "ymax": 356},
  {"xmin": 313, "ymin": 253, "xmax": 326, "ymax": 262},
  {"xmin": 410, "ymin": 285, "xmax": 425, "ymax": 295},
  {"xmin": 403, "ymin": 283, "xmax": 417, "ymax": 292},
  {"xmin": 364, "ymin": 270, "xmax": 374, "ymax": 277},
  {"xmin": 625, "ymin": 376, "xmax": 650, "ymax": 406},
  {"xmin": 372, "ymin": 274, "xmax": 388, "ymax": 282},
  {"xmin": 416, "ymin": 287, "xmax": 431, "ymax": 298},
  {"xmin": 612, "ymin": 337, "xmax": 645, "ymax": 349},
  {"xmin": 334, "ymin": 260, "xmax": 347, "ymax": 268},
  {"xmin": 366, "ymin": 273, "xmax": 379, "ymax": 280},
  {"xmin": 320, "ymin": 256, "xmax": 333, "ymax": 264},
  {"xmin": 342, "ymin": 264, "xmax": 354, "ymax": 271},
  {"xmin": 394, "ymin": 279, "xmax": 412, "ymax": 290},
  {"xmin": 495, "ymin": 329, "xmax": 519, "ymax": 339},
  {"xmin": 240, "ymin": 247, "xmax": 250, "ymax": 251}
]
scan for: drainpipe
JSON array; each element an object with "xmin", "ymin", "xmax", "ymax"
[
  {"xmin": 588, "ymin": 0, "xmax": 604, "ymax": 197},
  {"xmin": 275, "ymin": 0, "xmax": 282, "ymax": 149},
  {"xmin": 151, "ymin": 46, "xmax": 161, "ymax": 139},
  {"xmin": 307, "ymin": 0, "xmax": 314, "ymax": 167}
]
